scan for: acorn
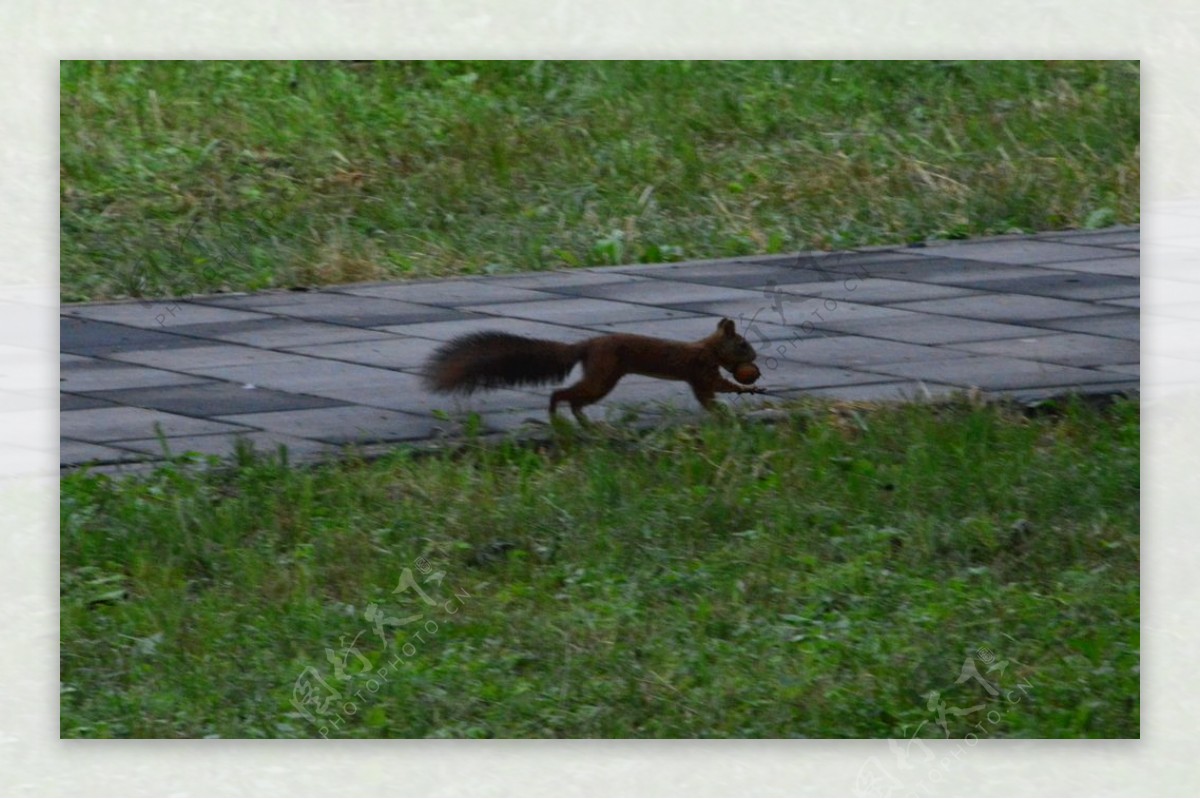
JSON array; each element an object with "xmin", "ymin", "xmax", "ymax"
[{"xmin": 733, "ymin": 363, "xmax": 761, "ymax": 385}]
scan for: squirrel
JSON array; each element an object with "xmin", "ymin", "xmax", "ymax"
[{"xmin": 422, "ymin": 317, "xmax": 766, "ymax": 423}]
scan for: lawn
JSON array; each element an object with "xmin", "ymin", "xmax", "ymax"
[
  {"xmin": 60, "ymin": 60, "xmax": 1139, "ymax": 301},
  {"xmin": 60, "ymin": 397, "xmax": 1140, "ymax": 738},
  {"xmin": 59, "ymin": 60, "xmax": 1140, "ymax": 739}
]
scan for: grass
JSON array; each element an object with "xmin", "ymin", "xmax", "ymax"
[
  {"xmin": 60, "ymin": 60, "xmax": 1139, "ymax": 301},
  {"xmin": 60, "ymin": 396, "xmax": 1140, "ymax": 738}
]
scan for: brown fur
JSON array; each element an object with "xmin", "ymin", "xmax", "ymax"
[{"xmin": 422, "ymin": 318, "xmax": 764, "ymax": 422}]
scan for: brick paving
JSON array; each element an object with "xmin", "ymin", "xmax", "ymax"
[{"xmin": 60, "ymin": 227, "xmax": 1140, "ymax": 472}]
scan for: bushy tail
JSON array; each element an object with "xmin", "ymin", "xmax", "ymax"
[{"xmin": 422, "ymin": 331, "xmax": 585, "ymax": 394}]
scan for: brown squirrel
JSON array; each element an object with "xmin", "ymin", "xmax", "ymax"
[{"xmin": 422, "ymin": 318, "xmax": 766, "ymax": 422}]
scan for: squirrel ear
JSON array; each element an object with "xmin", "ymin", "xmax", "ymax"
[{"xmin": 718, "ymin": 318, "xmax": 736, "ymax": 336}]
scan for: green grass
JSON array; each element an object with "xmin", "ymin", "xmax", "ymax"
[
  {"xmin": 60, "ymin": 60, "xmax": 1139, "ymax": 301},
  {"xmin": 60, "ymin": 396, "xmax": 1140, "ymax": 738}
]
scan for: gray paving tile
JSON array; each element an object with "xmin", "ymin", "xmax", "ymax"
[
  {"xmin": 756, "ymin": 277, "xmax": 978, "ymax": 304},
  {"xmin": 607, "ymin": 260, "xmax": 826, "ymax": 288},
  {"xmin": 188, "ymin": 289, "xmax": 365, "ymax": 309},
  {"xmin": 1034, "ymin": 227, "xmax": 1140, "ymax": 246},
  {"xmin": 918, "ymin": 239, "xmax": 1130, "ymax": 265},
  {"xmin": 379, "ymin": 317, "xmax": 597, "ymax": 342},
  {"xmin": 64, "ymin": 301, "xmax": 271, "ymax": 329},
  {"xmin": 61, "ymin": 393, "xmax": 117, "ymax": 411},
  {"xmin": 1099, "ymin": 363, "xmax": 1140, "ymax": 377},
  {"xmin": 1005, "ymin": 381, "xmax": 1139, "ymax": 404},
  {"xmin": 930, "ymin": 270, "xmax": 1139, "ymax": 301},
  {"xmin": 582, "ymin": 314, "xmax": 801, "ymax": 343},
  {"xmin": 420, "ymin": 386, "xmax": 551, "ymax": 415},
  {"xmin": 110, "ymin": 431, "xmax": 336, "ymax": 461},
  {"xmin": 166, "ymin": 318, "xmax": 396, "ymax": 348},
  {"xmin": 891, "ymin": 294, "xmax": 1126, "ymax": 323},
  {"xmin": 183, "ymin": 358, "xmax": 422, "ymax": 399},
  {"xmin": 1034, "ymin": 313, "xmax": 1140, "ymax": 340},
  {"xmin": 460, "ymin": 297, "xmax": 701, "ymax": 326},
  {"xmin": 61, "ymin": 317, "xmax": 215, "ymax": 356},
  {"xmin": 335, "ymin": 280, "xmax": 561, "ymax": 306},
  {"xmin": 216, "ymin": 405, "xmax": 437, "ymax": 445},
  {"xmin": 562, "ymin": 279, "xmax": 765, "ymax": 306},
  {"xmin": 859, "ymin": 355, "xmax": 1120, "ymax": 391},
  {"xmin": 797, "ymin": 381, "xmax": 963, "ymax": 402},
  {"xmin": 1022, "ymin": 256, "xmax": 1139, "ymax": 277},
  {"xmin": 797, "ymin": 310, "xmax": 1060, "ymax": 344},
  {"xmin": 107, "ymin": 344, "xmax": 312, "ymax": 370},
  {"xmin": 61, "ymin": 406, "xmax": 254, "ymax": 443},
  {"xmin": 283, "ymin": 337, "xmax": 444, "ymax": 369},
  {"xmin": 60, "ymin": 362, "xmax": 209, "ymax": 393},
  {"xmin": 1103, "ymin": 298, "xmax": 1138, "ymax": 309},
  {"xmin": 60, "ymin": 439, "xmax": 150, "ymax": 466},
  {"xmin": 763, "ymin": 335, "xmax": 978, "ymax": 368},
  {"xmin": 79, "ymin": 381, "xmax": 348, "ymax": 417},
  {"xmin": 677, "ymin": 297, "xmax": 918, "ymax": 328},
  {"xmin": 261, "ymin": 295, "xmax": 472, "ymax": 327},
  {"xmin": 943, "ymin": 333, "xmax": 1140, "ymax": 367},
  {"xmin": 853, "ymin": 259, "xmax": 1053, "ymax": 283},
  {"xmin": 487, "ymin": 270, "xmax": 647, "ymax": 289},
  {"xmin": 756, "ymin": 359, "xmax": 899, "ymax": 390}
]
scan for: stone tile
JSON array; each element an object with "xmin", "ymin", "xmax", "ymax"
[
  {"xmin": 1099, "ymin": 364, "xmax": 1140, "ymax": 377},
  {"xmin": 857, "ymin": 259, "xmax": 1055, "ymax": 283},
  {"xmin": 379, "ymin": 317, "xmax": 596, "ymax": 342},
  {"xmin": 418, "ymin": 386, "xmax": 550, "ymax": 415},
  {"xmin": 803, "ymin": 311, "xmax": 1053, "ymax": 343},
  {"xmin": 1034, "ymin": 227, "xmax": 1140, "ymax": 246},
  {"xmin": 61, "ymin": 317, "xmax": 215, "ymax": 356},
  {"xmin": 216, "ymin": 405, "xmax": 437, "ymax": 445},
  {"xmin": 182, "ymin": 358, "xmax": 423, "ymax": 400},
  {"xmin": 931, "ymin": 271, "xmax": 1139, "ymax": 301},
  {"xmin": 607, "ymin": 260, "xmax": 826, "ymax": 288},
  {"xmin": 460, "ymin": 297, "xmax": 700, "ymax": 326},
  {"xmin": 60, "ymin": 393, "xmax": 117, "ymax": 411},
  {"xmin": 581, "ymin": 315, "xmax": 800, "ymax": 343},
  {"xmin": 859, "ymin": 355, "xmax": 1121, "ymax": 391},
  {"xmin": 798, "ymin": 381, "xmax": 963, "ymax": 402},
  {"xmin": 763, "ymin": 335, "xmax": 977, "ymax": 368},
  {"xmin": 109, "ymin": 431, "xmax": 336, "ymax": 461},
  {"xmin": 891, "ymin": 294, "xmax": 1125, "ymax": 323},
  {"xmin": 107, "ymin": 344, "xmax": 311, "ymax": 370},
  {"xmin": 487, "ymin": 270, "xmax": 647, "ymax": 289},
  {"xmin": 335, "ymin": 280, "xmax": 561, "ymax": 306},
  {"xmin": 1004, "ymin": 381, "xmax": 1139, "ymax": 404},
  {"xmin": 61, "ymin": 406, "xmax": 254, "ymax": 443},
  {"xmin": 283, "ymin": 337, "xmax": 444, "ymax": 370},
  {"xmin": 1034, "ymin": 314, "xmax": 1140, "ymax": 341},
  {"xmin": 79, "ymin": 381, "xmax": 349, "ymax": 417},
  {"xmin": 562, "ymin": 279, "xmax": 765, "ymax": 306},
  {"xmin": 166, "ymin": 318, "xmax": 396, "ymax": 348},
  {"xmin": 756, "ymin": 277, "xmax": 978, "ymax": 304},
  {"xmin": 60, "ymin": 439, "xmax": 150, "ymax": 466},
  {"xmin": 263, "ymin": 295, "xmax": 472, "ymax": 327},
  {"xmin": 751, "ymin": 249, "xmax": 924, "ymax": 270},
  {"xmin": 188, "ymin": 289, "xmax": 365, "ymax": 310},
  {"xmin": 60, "ymin": 362, "xmax": 210, "ymax": 393},
  {"xmin": 918, "ymin": 240, "xmax": 1131, "ymax": 265},
  {"xmin": 756, "ymin": 359, "xmax": 899, "ymax": 390},
  {"xmin": 64, "ymin": 301, "xmax": 271, "ymax": 329},
  {"xmin": 677, "ymin": 297, "xmax": 918, "ymax": 327},
  {"xmin": 1022, "ymin": 256, "xmax": 1139, "ymax": 278},
  {"xmin": 943, "ymin": 333, "xmax": 1140, "ymax": 367}
]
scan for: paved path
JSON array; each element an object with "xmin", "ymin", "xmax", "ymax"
[{"xmin": 61, "ymin": 227, "xmax": 1139, "ymax": 472}]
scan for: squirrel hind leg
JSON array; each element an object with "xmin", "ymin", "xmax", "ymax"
[{"xmin": 549, "ymin": 374, "xmax": 619, "ymax": 424}]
